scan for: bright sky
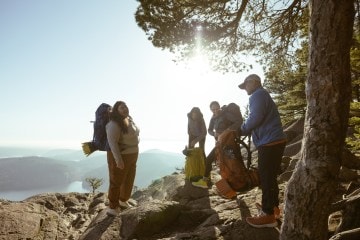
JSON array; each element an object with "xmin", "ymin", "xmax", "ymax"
[{"xmin": 0, "ymin": 1, "xmax": 264, "ymax": 153}]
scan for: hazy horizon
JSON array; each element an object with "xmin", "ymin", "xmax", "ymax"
[
  {"xmin": 0, "ymin": 136, "xmax": 217, "ymax": 156},
  {"xmin": 0, "ymin": 1, "xmax": 262, "ymax": 151}
]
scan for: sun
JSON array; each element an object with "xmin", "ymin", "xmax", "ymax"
[
  {"xmin": 176, "ymin": 53, "xmax": 212, "ymax": 80},
  {"xmin": 188, "ymin": 54, "xmax": 211, "ymax": 73}
]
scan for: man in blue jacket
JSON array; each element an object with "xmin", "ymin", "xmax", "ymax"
[{"xmin": 238, "ymin": 74, "xmax": 286, "ymax": 228}]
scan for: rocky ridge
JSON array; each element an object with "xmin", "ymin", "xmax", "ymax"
[{"xmin": 1, "ymin": 118, "xmax": 359, "ymax": 240}]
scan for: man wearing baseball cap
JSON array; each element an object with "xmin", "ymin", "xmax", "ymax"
[{"xmin": 238, "ymin": 74, "xmax": 286, "ymax": 228}]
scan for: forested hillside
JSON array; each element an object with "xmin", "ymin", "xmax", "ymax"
[{"xmin": 0, "ymin": 149, "xmax": 184, "ymax": 193}]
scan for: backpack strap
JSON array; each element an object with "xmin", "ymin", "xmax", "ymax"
[{"xmin": 236, "ymin": 135, "xmax": 252, "ymax": 169}]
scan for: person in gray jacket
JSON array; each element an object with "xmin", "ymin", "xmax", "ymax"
[
  {"xmin": 105, "ymin": 101, "xmax": 140, "ymax": 216},
  {"xmin": 238, "ymin": 74, "xmax": 286, "ymax": 228},
  {"xmin": 187, "ymin": 107, "xmax": 207, "ymax": 150}
]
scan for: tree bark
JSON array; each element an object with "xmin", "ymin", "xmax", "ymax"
[
  {"xmin": 280, "ymin": 1, "xmax": 354, "ymax": 240},
  {"xmin": 329, "ymin": 228, "xmax": 360, "ymax": 240},
  {"xmin": 334, "ymin": 194, "xmax": 360, "ymax": 234}
]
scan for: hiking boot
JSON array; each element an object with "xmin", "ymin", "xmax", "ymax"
[
  {"xmin": 192, "ymin": 178, "xmax": 209, "ymax": 189},
  {"xmin": 106, "ymin": 207, "xmax": 120, "ymax": 216},
  {"xmin": 255, "ymin": 202, "xmax": 281, "ymax": 219},
  {"xmin": 119, "ymin": 200, "xmax": 131, "ymax": 209},
  {"xmin": 246, "ymin": 211, "xmax": 277, "ymax": 228},
  {"xmin": 128, "ymin": 199, "xmax": 138, "ymax": 207}
]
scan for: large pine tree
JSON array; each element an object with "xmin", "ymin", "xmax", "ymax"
[{"xmin": 135, "ymin": 1, "xmax": 357, "ymax": 239}]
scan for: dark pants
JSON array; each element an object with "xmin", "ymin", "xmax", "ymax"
[
  {"xmin": 107, "ymin": 151, "xmax": 138, "ymax": 209},
  {"xmin": 257, "ymin": 142, "xmax": 285, "ymax": 215},
  {"xmin": 204, "ymin": 147, "xmax": 216, "ymax": 178}
]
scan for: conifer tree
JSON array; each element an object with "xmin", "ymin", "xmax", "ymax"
[{"xmin": 135, "ymin": 1, "xmax": 358, "ymax": 239}]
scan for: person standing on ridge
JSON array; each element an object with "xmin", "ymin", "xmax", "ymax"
[
  {"xmin": 238, "ymin": 74, "xmax": 286, "ymax": 228},
  {"xmin": 186, "ymin": 107, "xmax": 207, "ymax": 151},
  {"xmin": 192, "ymin": 101, "xmax": 242, "ymax": 188},
  {"xmin": 105, "ymin": 101, "xmax": 140, "ymax": 216}
]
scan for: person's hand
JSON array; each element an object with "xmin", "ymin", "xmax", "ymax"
[{"xmin": 116, "ymin": 160, "xmax": 125, "ymax": 169}]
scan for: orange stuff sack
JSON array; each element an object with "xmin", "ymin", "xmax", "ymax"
[
  {"xmin": 215, "ymin": 130, "xmax": 260, "ymax": 193},
  {"xmin": 215, "ymin": 178, "xmax": 237, "ymax": 199}
]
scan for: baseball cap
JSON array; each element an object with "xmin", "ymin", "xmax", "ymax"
[{"xmin": 238, "ymin": 74, "xmax": 261, "ymax": 89}]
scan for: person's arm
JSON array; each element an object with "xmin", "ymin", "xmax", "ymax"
[
  {"xmin": 200, "ymin": 118, "xmax": 207, "ymax": 138},
  {"xmin": 208, "ymin": 117, "xmax": 215, "ymax": 136},
  {"xmin": 191, "ymin": 119, "xmax": 207, "ymax": 146},
  {"xmin": 241, "ymin": 90, "xmax": 267, "ymax": 135},
  {"xmin": 187, "ymin": 114, "xmax": 191, "ymax": 135}
]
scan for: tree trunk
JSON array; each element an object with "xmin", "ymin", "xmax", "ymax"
[{"xmin": 280, "ymin": 1, "xmax": 354, "ymax": 240}]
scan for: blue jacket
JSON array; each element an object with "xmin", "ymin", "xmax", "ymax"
[{"xmin": 241, "ymin": 87, "xmax": 285, "ymax": 147}]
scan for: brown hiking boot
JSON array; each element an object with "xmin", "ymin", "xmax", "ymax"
[
  {"xmin": 246, "ymin": 211, "xmax": 277, "ymax": 228},
  {"xmin": 255, "ymin": 202, "xmax": 281, "ymax": 219}
]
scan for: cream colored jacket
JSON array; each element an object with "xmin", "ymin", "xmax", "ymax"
[{"xmin": 106, "ymin": 118, "xmax": 140, "ymax": 164}]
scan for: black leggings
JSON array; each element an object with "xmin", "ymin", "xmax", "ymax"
[
  {"xmin": 257, "ymin": 142, "xmax": 285, "ymax": 214},
  {"xmin": 204, "ymin": 147, "xmax": 216, "ymax": 178}
]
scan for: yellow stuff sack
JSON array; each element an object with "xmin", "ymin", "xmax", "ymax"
[{"xmin": 184, "ymin": 147, "xmax": 205, "ymax": 181}]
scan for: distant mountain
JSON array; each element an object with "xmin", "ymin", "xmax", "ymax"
[
  {"xmin": 0, "ymin": 156, "xmax": 74, "ymax": 191},
  {"xmin": 136, "ymin": 149, "xmax": 184, "ymax": 187},
  {"xmin": 0, "ymin": 146, "xmax": 52, "ymax": 158},
  {"xmin": 0, "ymin": 146, "xmax": 101, "ymax": 161},
  {"xmin": 82, "ymin": 149, "xmax": 185, "ymax": 191},
  {"xmin": 0, "ymin": 148, "xmax": 185, "ymax": 192},
  {"xmin": 40, "ymin": 148, "xmax": 88, "ymax": 161}
]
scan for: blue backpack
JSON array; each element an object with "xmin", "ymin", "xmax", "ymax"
[{"xmin": 82, "ymin": 103, "xmax": 111, "ymax": 156}]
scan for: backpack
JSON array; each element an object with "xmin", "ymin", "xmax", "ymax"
[
  {"xmin": 82, "ymin": 103, "xmax": 111, "ymax": 156},
  {"xmin": 215, "ymin": 130, "xmax": 260, "ymax": 199},
  {"xmin": 221, "ymin": 102, "xmax": 252, "ymax": 167},
  {"xmin": 221, "ymin": 102, "xmax": 243, "ymax": 120}
]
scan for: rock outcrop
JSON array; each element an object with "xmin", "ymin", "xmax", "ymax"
[
  {"xmin": 1, "ymin": 118, "xmax": 359, "ymax": 239},
  {"xmin": 2, "ymin": 169, "xmax": 358, "ymax": 240}
]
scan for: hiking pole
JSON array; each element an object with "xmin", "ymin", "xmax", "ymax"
[{"xmin": 237, "ymin": 135, "xmax": 252, "ymax": 169}]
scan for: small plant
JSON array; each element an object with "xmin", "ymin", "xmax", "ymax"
[{"xmin": 85, "ymin": 177, "xmax": 104, "ymax": 194}]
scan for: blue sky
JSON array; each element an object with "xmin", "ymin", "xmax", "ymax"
[{"xmin": 0, "ymin": 1, "xmax": 263, "ymax": 153}]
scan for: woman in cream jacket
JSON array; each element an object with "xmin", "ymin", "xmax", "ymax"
[{"xmin": 105, "ymin": 101, "xmax": 140, "ymax": 216}]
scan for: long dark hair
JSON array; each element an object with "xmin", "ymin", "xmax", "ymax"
[
  {"xmin": 188, "ymin": 107, "xmax": 204, "ymax": 119},
  {"xmin": 109, "ymin": 101, "xmax": 131, "ymax": 134}
]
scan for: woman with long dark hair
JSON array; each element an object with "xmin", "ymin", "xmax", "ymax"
[
  {"xmin": 105, "ymin": 101, "xmax": 140, "ymax": 216},
  {"xmin": 187, "ymin": 107, "xmax": 207, "ymax": 150}
]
